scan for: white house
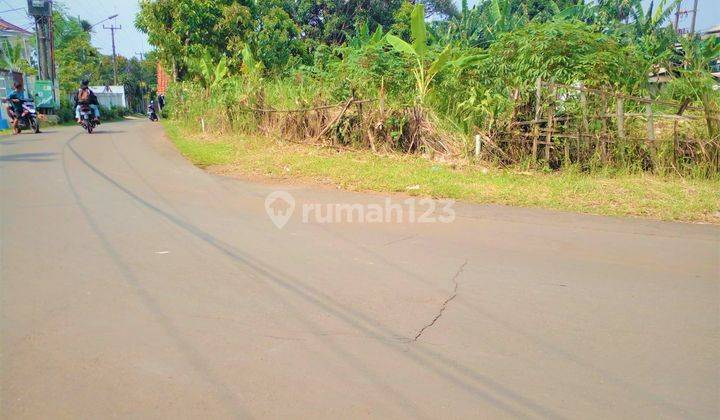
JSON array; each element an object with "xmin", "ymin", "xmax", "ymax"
[{"xmin": 90, "ymin": 85, "xmax": 127, "ymax": 109}]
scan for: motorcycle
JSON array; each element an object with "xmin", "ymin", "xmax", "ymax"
[
  {"xmin": 78, "ymin": 104, "xmax": 97, "ymax": 134},
  {"xmin": 147, "ymin": 106, "xmax": 158, "ymax": 122},
  {"xmin": 6, "ymin": 99, "xmax": 40, "ymax": 134}
]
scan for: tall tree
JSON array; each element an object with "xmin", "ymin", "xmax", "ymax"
[
  {"xmin": 53, "ymin": 8, "xmax": 102, "ymax": 94},
  {"xmin": 250, "ymin": 1, "xmax": 306, "ymax": 71},
  {"xmin": 294, "ymin": 0, "xmax": 406, "ymax": 45},
  {"xmin": 416, "ymin": 0, "xmax": 460, "ymax": 18},
  {"xmin": 136, "ymin": 0, "xmax": 256, "ymax": 79}
]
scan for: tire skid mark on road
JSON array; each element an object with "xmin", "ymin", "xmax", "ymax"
[
  {"xmin": 61, "ymin": 135, "xmax": 252, "ymax": 420},
  {"xmin": 66, "ymin": 134, "xmax": 433, "ymax": 419},
  {"xmin": 63, "ymin": 135, "xmax": 566, "ymax": 420}
]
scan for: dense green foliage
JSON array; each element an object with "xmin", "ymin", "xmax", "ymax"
[
  {"xmin": 138, "ymin": 0, "xmax": 719, "ymax": 177},
  {"xmin": 0, "ymin": 39, "xmax": 36, "ymax": 75},
  {"xmin": 53, "ymin": 8, "xmax": 101, "ymax": 94}
]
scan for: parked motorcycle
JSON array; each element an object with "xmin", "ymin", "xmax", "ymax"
[
  {"xmin": 5, "ymin": 99, "xmax": 40, "ymax": 134},
  {"xmin": 78, "ymin": 104, "xmax": 97, "ymax": 134},
  {"xmin": 148, "ymin": 104, "xmax": 158, "ymax": 122}
]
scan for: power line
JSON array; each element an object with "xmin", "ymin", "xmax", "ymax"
[
  {"xmin": 0, "ymin": 6, "xmax": 25, "ymax": 14},
  {"xmin": 674, "ymin": 0, "xmax": 701, "ymax": 36}
]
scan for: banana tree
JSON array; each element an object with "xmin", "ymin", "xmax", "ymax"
[
  {"xmin": 668, "ymin": 37, "xmax": 720, "ymax": 139},
  {"xmin": 349, "ymin": 21, "xmax": 385, "ymax": 49},
  {"xmin": 629, "ymin": 0, "xmax": 679, "ymax": 38},
  {"xmin": 241, "ymin": 45, "xmax": 264, "ymax": 76},
  {"xmin": 0, "ymin": 39, "xmax": 33, "ymax": 74},
  {"xmin": 189, "ymin": 51, "xmax": 228, "ymax": 95},
  {"xmin": 386, "ymin": 4, "xmax": 453, "ymax": 103}
]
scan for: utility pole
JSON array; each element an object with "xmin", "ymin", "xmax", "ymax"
[
  {"xmin": 103, "ymin": 23, "xmax": 122, "ymax": 85},
  {"xmin": 674, "ymin": 0, "xmax": 700, "ymax": 36},
  {"xmin": 689, "ymin": 0, "xmax": 699, "ymax": 35},
  {"xmin": 135, "ymin": 52, "xmax": 146, "ymax": 113},
  {"xmin": 27, "ymin": 0, "xmax": 56, "ymax": 111},
  {"xmin": 27, "ymin": 0, "xmax": 54, "ymax": 82}
]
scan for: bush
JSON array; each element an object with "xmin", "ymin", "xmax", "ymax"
[
  {"xmin": 161, "ymin": 14, "xmax": 717, "ymax": 178},
  {"xmin": 482, "ymin": 20, "xmax": 645, "ymax": 93},
  {"xmin": 56, "ymin": 98, "xmax": 76, "ymax": 123},
  {"xmin": 53, "ymin": 98, "xmax": 127, "ymax": 124},
  {"xmin": 99, "ymin": 105, "xmax": 127, "ymax": 121}
]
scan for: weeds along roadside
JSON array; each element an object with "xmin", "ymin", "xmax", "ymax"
[{"xmin": 161, "ymin": 8, "xmax": 720, "ymax": 180}]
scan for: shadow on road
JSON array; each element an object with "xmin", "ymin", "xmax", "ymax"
[
  {"xmin": 0, "ymin": 139, "xmax": 47, "ymax": 146},
  {"xmin": 0, "ymin": 152, "xmax": 57, "ymax": 162},
  {"xmin": 93, "ymin": 130, "xmax": 127, "ymax": 134}
]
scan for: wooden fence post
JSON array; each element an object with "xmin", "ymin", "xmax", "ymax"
[
  {"xmin": 579, "ymin": 85, "xmax": 589, "ymax": 160},
  {"xmin": 532, "ymin": 77, "xmax": 543, "ymax": 161},
  {"xmin": 673, "ymin": 120, "xmax": 679, "ymax": 167},
  {"xmin": 474, "ymin": 134, "xmax": 482, "ymax": 158},
  {"xmin": 600, "ymin": 93, "xmax": 608, "ymax": 161},
  {"xmin": 356, "ymin": 97, "xmax": 365, "ymax": 147},
  {"xmin": 544, "ymin": 84, "xmax": 557, "ymax": 161},
  {"xmin": 646, "ymin": 98, "xmax": 656, "ymax": 144},
  {"xmin": 616, "ymin": 98, "xmax": 625, "ymax": 142}
]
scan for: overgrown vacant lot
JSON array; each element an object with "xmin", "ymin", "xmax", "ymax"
[{"xmin": 165, "ymin": 122, "xmax": 720, "ymax": 223}]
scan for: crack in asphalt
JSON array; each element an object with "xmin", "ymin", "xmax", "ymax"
[
  {"xmin": 413, "ymin": 260, "xmax": 468, "ymax": 342},
  {"xmin": 61, "ymin": 136, "xmax": 568, "ymax": 418}
]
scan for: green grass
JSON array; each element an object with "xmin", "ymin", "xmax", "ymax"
[{"xmin": 163, "ymin": 121, "xmax": 720, "ymax": 223}]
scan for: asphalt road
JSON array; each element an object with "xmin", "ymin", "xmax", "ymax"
[{"xmin": 1, "ymin": 120, "xmax": 718, "ymax": 419}]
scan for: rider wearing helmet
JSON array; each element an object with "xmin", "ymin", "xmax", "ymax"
[
  {"xmin": 72, "ymin": 80, "xmax": 100, "ymax": 124},
  {"xmin": 6, "ymin": 82, "xmax": 24, "ymax": 130}
]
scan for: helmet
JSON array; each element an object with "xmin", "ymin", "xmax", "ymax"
[{"xmin": 81, "ymin": 80, "xmax": 89, "ymax": 87}]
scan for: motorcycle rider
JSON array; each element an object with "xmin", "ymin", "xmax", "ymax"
[
  {"xmin": 6, "ymin": 82, "xmax": 25, "ymax": 131},
  {"xmin": 73, "ymin": 80, "xmax": 100, "ymax": 124},
  {"xmin": 148, "ymin": 100, "xmax": 157, "ymax": 120}
]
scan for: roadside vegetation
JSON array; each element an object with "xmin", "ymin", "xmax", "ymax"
[
  {"xmin": 165, "ymin": 121, "xmax": 719, "ymax": 222},
  {"xmin": 139, "ymin": 0, "xmax": 720, "ymax": 221}
]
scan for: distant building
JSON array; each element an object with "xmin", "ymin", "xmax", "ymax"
[
  {"xmin": 89, "ymin": 85, "xmax": 127, "ymax": 109},
  {"xmin": 702, "ymin": 25, "xmax": 720, "ymax": 39}
]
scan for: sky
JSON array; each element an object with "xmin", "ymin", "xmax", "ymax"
[
  {"xmin": 0, "ymin": 0, "xmax": 717, "ymax": 59},
  {"xmin": 0, "ymin": 0, "xmax": 149, "ymax": 57}
]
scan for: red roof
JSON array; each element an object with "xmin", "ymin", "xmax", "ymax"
[{"xmin": 0, "ymin": 18, "xmax": 33, "ymax": 36}]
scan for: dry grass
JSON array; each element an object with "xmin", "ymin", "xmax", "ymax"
[{"xmin": 164, "ymin": 121, "xmax": 720, "ymax": 223}]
